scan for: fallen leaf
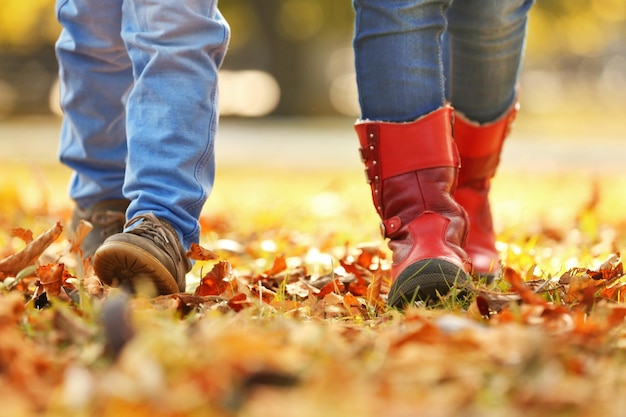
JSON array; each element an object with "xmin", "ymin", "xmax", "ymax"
[
  {"xmin": 11, "ymin": 228, "xmax": 33, "ymax": 244},
  {"xmin": 0, "ymin": 222, "xmax": 63, "ymax": 280},
  {"xmin": 366, "ymin": 270, "xmax": 383, "ymax": 306},
  {"xmin": 285, "ymin": 281, "xmax": 311, "ymax": 298},
  {"xmin": 261, "ymin": 254, "xmax": 287, "ymax": 278},
  {"xmin": 503, "ymin": 266, "xmax": 547, "ymax": 306},
  {"xmin": 195, "ymin": 260, "xmax": 232, "ymax": 296},
  {"xmin": 317, "ymin": 279, "xmax": 343, "ymax": 298},
  {"xmin": 69, "ymin": 220, "xmax": 93, "ymax": 256},
  {"xmin": 187, "ymin": 243, "xmax": 220, "ymax": 261},
  {"xmin": 36, "ymin": 263, "xmax": 66, "ymax": 298},
  {"xmin": 228, "ymin": 293, "xmax": 250, "ymax": 312}
]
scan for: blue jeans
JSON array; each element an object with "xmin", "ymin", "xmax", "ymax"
[
  {"xmin": 55, "ymin": 0, "xmax": 229, "ymax": 248},
  {"xmin": 353, "ymin": 0, "xmax": 534, "ymax": 123}
]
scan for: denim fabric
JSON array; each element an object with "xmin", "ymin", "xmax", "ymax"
[
  {"xmin": 353, "ymin": 0, "xmax": 534, "ymax": 123},
  {"xmin": 55, "ymin": 0, "xmax": 230, "ymax": 248}
]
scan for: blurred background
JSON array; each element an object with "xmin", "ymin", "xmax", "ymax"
[
  {"xmin": 1, "ymin": 0, "xmax": 626, "ymax": 264},
  {"xmin": 0, "ymin": 0, "xmax": 625, "ymax": 119}
]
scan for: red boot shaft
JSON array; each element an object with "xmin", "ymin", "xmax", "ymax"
[
  {"xmin": 355, "ymin": 107, "xmax": 470, "ymax": 306},
  {"xmin": 453, "ymin": 103, "xmax": 518, "ymax": 277}
]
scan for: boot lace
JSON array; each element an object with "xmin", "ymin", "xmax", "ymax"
[{"xmin": 125, "ymin": 213, "xmax": 185, "ymax": 264}]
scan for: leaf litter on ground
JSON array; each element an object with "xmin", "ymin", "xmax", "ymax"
[{"xmin": 4, "ymin": 171, "xmax": 626, "ymax": 416}]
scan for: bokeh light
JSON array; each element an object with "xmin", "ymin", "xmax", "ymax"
[
  {"xmin": 277, "ymin": 0, "xmax": 324, "ymax": 41},
  {"xmin": 1, "ymin": 0, "xmax": 626, "ymax": 117},
  {"xmin": 0, "ymin": 80, "xmax": 16, "ymax": 118},
  {"xmin": 218, "ymin": 70, "xmax": 281, "ymax": 117}
]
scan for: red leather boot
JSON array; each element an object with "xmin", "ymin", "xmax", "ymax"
[
  {"xmin": 355, "ymin": 106, "xmax": 471, "ymax": 307},
  {"xmin": 453, "ymin": 103, "xmax": 518, "ymax": 279}
]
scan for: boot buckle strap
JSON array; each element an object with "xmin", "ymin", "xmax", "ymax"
[
  {"xmin": 381, "ymin": 217, "xmax": 401, "ymax": 238},
  {"xmin": 363, "ymin": 164, "xmax": 380, "ymax": 184},
  {"xmin": 359, "ymin": 146, "xmax": 372, "ymax": 163}
]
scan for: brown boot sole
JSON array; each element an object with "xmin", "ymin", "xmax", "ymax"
[{"xmin": 94, "ymin": 241, "xmax": 180, "ymax": 295}]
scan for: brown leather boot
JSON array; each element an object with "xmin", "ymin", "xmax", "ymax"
[
  {"xmin": 355, "ymin": 106, "xmax": 471, "ymax": 308},
  {"xmin": 93, "ymin": 213, "xmax": 191, "ymax": 295},
  {"xmin": 453, "ymin": 103, "xmax": 518, "ymax": 279}
]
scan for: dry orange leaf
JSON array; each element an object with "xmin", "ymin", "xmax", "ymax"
[
  {"xmin": 227, "ymin": 293, "xmax": 250, "ymax": 312},
  {"xmin": 195, "ymin": 260, "xmax": 232, "ymax": 296},
  {"xmin": 355, "ymin": 244, "xmax": 385, "ymax": 269},
  {"xmin": 187, "ymin": 243, "xmax": 220, "ymax": 261},
  {"xmin": 366, "ymin": 270, "xmax": 383, "ymax": 306},
  {"xmin": 69, "ymin": 220, "xmax": 93, "ymax": 256},
  {"xmin": 36, "ymin": 263, "xmax": 66, "ymax": 298},
  {"xmin": 11, "ymin": 228, "xmax": 33, "ymax": 244},
  {"xmin": 0, "ymin": 222, "xmax": 63, "ymax": 280},
  {"xmin": 317, "ymin": 279, "xmax": 343, "ymax": 298},
  {"xmin": 343, "ymin": 292, "xmax": 361, "ymax": 308},
  {"xmin": 262, "ymin": 254, "xmax": 287, "ymax": 277},
  {"xmin": 339, "ymin": 259, "xmax": 370, "ymax": 296},
  {"xmin": 503, "ymin": 266, "xmax": 547, "ymax": 306}
]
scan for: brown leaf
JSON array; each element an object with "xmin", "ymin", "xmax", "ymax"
[
  {"xmin": 589, "ymin": 252, "xmax": 623, "ymax": 282},
  {"xmin": 339, "ymin": 258, "xmax": 365, "ymax": 279},
  {"xmin": 11, "ymin": 228, "xmax": 33, "ymax": 244},
  {"xmin": 317, "ymin": 279, "xmax": 343, "ymax": 298},
  {"xmin": 342, "ymin": 293, "xmax": 364, "ymax": 317},
  {"xmin": 262, "ymin": 254, "xmax": 287, "ymax": 277},
  {"xmin": 69, "ymin": 220, "xmax": 93, "ymax": 256},
  {"xmin": 600, "ymin": 282, "xmax": 626, "ymax": 302},
  {"xmin": 228, "ymin": 293, "xmax": 250, "ymax": 312},
  {"xmin": 195, "ymin": 260, "xmax": 232, "ymax": 296},
  {"xmin": 503, "ymin": 266, "xmax": 547, "ymax": 306},
  {"xmin": 355, "ymin": 243, "xmax": 385, "ymax": 268},
  {"xmin": 473, "ymin": 290, "xmax": 521, "ymax": 316},
  {"xmin": 249, "ymin": 284, "xmax": 275, "ymax": 304},
  {"xmin": 285, "ymin": 281, "xmax": 311, "ymax": 298},
  {"xmin": 475, "ymin": 295, "xmax": 493, "ymax": 319},
  {"xmin": 564, "ymin": 273, "xmax": 596, "ymax": 305},
  {"xmin": 343, "ymin": 292, "xmax": 361, "ymax": 308},
  {"xmin": 366, "ymin": 270, "xmax": 383, "ymax": 307},
  {"xmin": 187, "ymin": 243, "xmax": 220, "ymax": 261},
  {"xmin": 339, "ymin": 259, "xmax": 370, "ymax": 296},
  {"xmin": 0, "ymin": 222, "xmax": 63, "ymax": 280},
  {"xmin": 36, "ymin": 263, "xmax": 66, "ymax": 297}
]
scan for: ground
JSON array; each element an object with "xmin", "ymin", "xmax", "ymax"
[{"xmin": 2, "ymin": 112, "xmax": 626, "ymax": 416}]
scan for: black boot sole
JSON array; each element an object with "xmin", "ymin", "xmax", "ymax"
[{"xmin": 388, "ymin": 259, "xmax": 469, "ymax": 308}]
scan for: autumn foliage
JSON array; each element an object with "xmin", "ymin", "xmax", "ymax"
[{"xmin": 4, "ymin": 172, "xmax": 626, "ymax": 417}]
